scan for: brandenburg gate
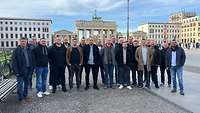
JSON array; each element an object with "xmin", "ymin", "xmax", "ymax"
[{"xmin": 75, "ymin": 16, "xmax": 117, "ymax": 44}]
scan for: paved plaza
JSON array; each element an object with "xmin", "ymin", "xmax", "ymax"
[{"xmin": 0, "ymin": 49, "xmax": 199, "ymax": 113}]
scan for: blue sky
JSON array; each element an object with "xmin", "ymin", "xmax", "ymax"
[{"xmin": 0, "ymin": 0, "xmax": 200, "ymax": 32}]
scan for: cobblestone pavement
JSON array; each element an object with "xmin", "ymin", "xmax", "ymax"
[{"xmin": 0, "ymin": 85, "xmax": 189, "ymax": 113}]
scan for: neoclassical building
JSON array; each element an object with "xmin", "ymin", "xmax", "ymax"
[{"xmin": 75, "ymin": 15, "xmax": 117, "ymax": 44}]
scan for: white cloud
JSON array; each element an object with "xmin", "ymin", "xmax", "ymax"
[{"xmin": 0, "ymin": 0, "xmax": 127, "ymax": 17}]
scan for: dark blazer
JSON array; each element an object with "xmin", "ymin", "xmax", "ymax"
[
  {"xmin": 12, "ymin": 46, "xmax": 34, "ymax": 77},
  {"xmin": 83, "ymin": 44, "xmax": 100, "ymax": 65},
  {"xmin": 166, "ymin": 46, "xmax": 186, "ymax": 67},
  {"xmin": 115, "ymin": 46, "xmax": 132, "ymax": 67}
]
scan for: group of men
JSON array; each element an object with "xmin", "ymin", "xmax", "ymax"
[{"xmin": 11, "ymin": 35, "xmax": 186, "ymax": 101}]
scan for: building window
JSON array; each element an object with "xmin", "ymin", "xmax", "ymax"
[
  {"xmin": 16, "ymin": 41, "xmax": 18, "ymax": 46},
  {"xmin": 14, "ymin": 22, "xmax": 17, "ymax": 25},
  {"xmin": 1, "ymin": 41, "xmax": 4, "ymax": 47},
  {"xmin": 29, "ymin": 27, "xmax": 32, "ymax": 31},
  {"xmin": 29, "ymin": 34, "xmax": 32, "ymax": 38},
  {"xmin": 33, "ymin": 28, "xmax": 36, "ymax": 31},
  {"xmin": 46, "ymin": 28, "xmax": 49, "ymax": 32},
  {"xmin": 38, "ymin": 28, "xmax": 40, "ymax": 31},
  {"xmin": 0, "ymin": 21, "xmax": 3, "ymax": 24},
  {"xmin": 11, "ymin": 41, "xmax": 14, "ymax": 47},
  {"xmin": 47, "ymin": 34, "xmax": 49, "ymax": 38},
  {"xmin": 38, "ymin": 34, "xmax": 41, "ymax": 38},
  {"xmin": 15, "ymin": 34, "xmax": 18, "ymax": 39},
  {"xmin": 0, "ymin": 33, "xmax": 3, "ymax": 39},
  {"xmin": 6, "ymin": 41, "xmax": 9, "ymax": 47},
  {"xmin": 33, "ymin": 22, "xmax": 36, "ymax": 25},
  {"xmin": 24, "ymin": 34, "xmax": 27, "ymax": 38},
  {"xmin": 5, "ymin": 27, "xmax": 8, "ymax": 31},
  {"xmin": 42, "ymin": 23, "xmax": 44, "ymax": 25},
  {"xmin": 46, "ymin": 23, "xmax": 49, "ymax": 25},
  {"xmin": 24, "ymin": 22, "xmax": 27, "ymax": 25},
  {"xmin": 42, "ymin": 34, "xmax": 45, "ymax": 38},
  {"xmin": 20, "ymin": 27, "xmax": 22, "ymax": 31},
  {"xmin": 20, "ymin": 33, "xmax": 23, "ymax": 38},
  {"xmin": 15, "ymin": 27, "xmax": 18, "ymax": 31},
  {"xmin": 19, "ymin": 22, "xmax": 22, "ymax": 25},
  {"xmin": 10, "ymin": 22, "xmax": 13, "ymax": 24},
  {"xmin": 11, "ymin": 34, "xmax": 13, "ymax": 38},
  {"xmin": 0, "ymin": 27, "xmax": 3, "ymax": 31},
  {"xmin": 10, "ymin": 27, "xmax": 13, "ymax": 31},
  {"xmin": 38, "ymin": 22, "xmax": 40, "ymax": 25},
  {"xmin": 5, "ymin": 22, "xmax": 8, "ymax": 24},
  {"xmin": 24, "ymin": 27, "xmax": 27, "ymax": 31},
  {"xmin": 6, "ymin": 34, "xmax": 8, "ymax": 38}
]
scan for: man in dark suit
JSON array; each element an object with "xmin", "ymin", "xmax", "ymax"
[
  {"xmin": 84, "ymin": 38, "xmax": 100, "ymax": 90},
  {"xmin": 115, "ymin": 39, "xmax": 132, "ymax": 90}
]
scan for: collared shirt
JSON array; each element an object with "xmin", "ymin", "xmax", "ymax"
[
  {"xmin": 123, "ymin": 48, "xmax": 127, "ymax": 64},
  {"xmin": 88, "ymin": 45, "xmax": 94, "ymax": 65},
  {"xmin": 142, "ymin": 47, "xmax": 147, "ymax": 65},
  {"xmin": 171, "ymin": 51, "xmax": 176, "ymax": 66}
]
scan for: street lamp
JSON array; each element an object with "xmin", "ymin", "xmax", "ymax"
[{"xmin": 127, "ymin": 0, "xmax": 130, "ymax": 39}]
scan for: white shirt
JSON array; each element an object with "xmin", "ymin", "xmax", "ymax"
[
  {"xmin": 171, "ymin": 51, "xmax": 176, "ymax": 66},
  {"xmin": 142, "ymin": 47, "xmax": 147, "ymax": 65}
]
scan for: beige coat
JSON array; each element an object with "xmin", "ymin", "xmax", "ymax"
[{"xmin": 135, "ymin": 46, "xmax": 153, "ymax": 71}]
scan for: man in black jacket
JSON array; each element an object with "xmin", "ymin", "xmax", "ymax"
[
  {"xmin": 84, "ymin": 38, "xmax": 100, "ymax": 90},
  {"xmin": 115, "ymin": 39, "xmax": 132, "ymax": 90},
  {"xmin": 12, "ymin": 37, "xmax": 34, "ymax": 101},
  {"xmin": 160, "ymin": 41, "xmax": 171, "ymax": 87},
  {"xmin": 48, "ymin": 36, "xmax": 67, "ymax": 93},
  {"xmin": 150, "ymin": 40, "xmax": 160, "ymax": 88},
  {"xmin": 32, "ymin": 38, "xmax": 50, "ymax": 98}
]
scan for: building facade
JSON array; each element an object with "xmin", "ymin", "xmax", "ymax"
[
  {"xmin": 0, "ymin": 17, "xmax": 52, "ymax": 49},
  {"xmin": 75, "ymin": 18, "xmax": 117, "ymax": 44},
  {"xmin": 181, "ymin": 16, "xmax": 200, "ymax": 46},
  {"xmin": 169, "ymin": 11, "xmax": 196, "ymax": 23},
  {"xmin": 54, "ymin": 30, "xmax": 77, "ymax": 43},
  {"xmin": 138, "ymin": 23, "xmax": 181, "ymax": 44}
]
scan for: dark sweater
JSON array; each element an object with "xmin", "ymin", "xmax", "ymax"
[
  {"xmin": 70, "ymin": 48, "xmax": 80, "ymax": 65},
  {"xmin": 32, "ymin": 44, "xmax": 48, "ymax": 67},
  {"xmin": 48, "ymin": 44, "xmax": 67, "ymax": 67}
]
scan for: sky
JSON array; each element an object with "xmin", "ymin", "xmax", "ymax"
[{"xmin": 0, "ymin": 0, "xmax": 200, "ymax": 33}]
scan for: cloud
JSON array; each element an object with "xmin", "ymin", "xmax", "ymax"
[{"xmin": 0, "ymin": 0, "xmax": 127, "ymax": 17}]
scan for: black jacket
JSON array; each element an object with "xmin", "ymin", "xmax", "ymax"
[
  {"xmin": 12, "ymin": 46, "xmax": 34, "ymax": 77},
  {"xmin": 83, "ymin": 44, "xmax": 100, "ymax": 65},
  {"xmin": 127, "ymin": 44, "xmax": 138, "ymax": 66},
  {"xmin": 151, "ymin": 45, "xmax": 161, "ymax": 66},
  {"xmin": 48, "ymin": 44, "xmax": 67, "ymax": 67},
  {"xmin": 160, "ymin": 47, "xmax": 169, "ymax": 67},
  {"xmin": 115, "ymin": 46, "xmax": 132, "ymax": 67},
  {"xmin": 166, "ymin": 46, "xmax": 186, "ymax": 67},
  {"xmin": 32, "ymin": 44, "xmax": 49, "ymax": 67}
]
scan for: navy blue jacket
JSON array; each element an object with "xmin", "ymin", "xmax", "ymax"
[
  {"xmin": 83, "ymin": 44, "xmax": 100, "ymax": 65},
  {"xmin": 166, "ymin": 46, "xmax": 186, "ymax": 67},
  {"xmin": 12, "ymin": 46, "xmax": 34, "ymax": 77}
]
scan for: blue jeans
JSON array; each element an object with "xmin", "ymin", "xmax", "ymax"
[
  {"xmin": 16, "ymin": 67, "xmax": 32, "ymax": 100},
  {"xmin": 35, "ymin": 67, "xmax": 48, "ymax": 93},
  {"xmin": 170, "ymin": 66, "xmax": 184, "ymax": 91},
  {"xmin": 104, "ymin": 64, "xmax": 114, "ymax": 87}
]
